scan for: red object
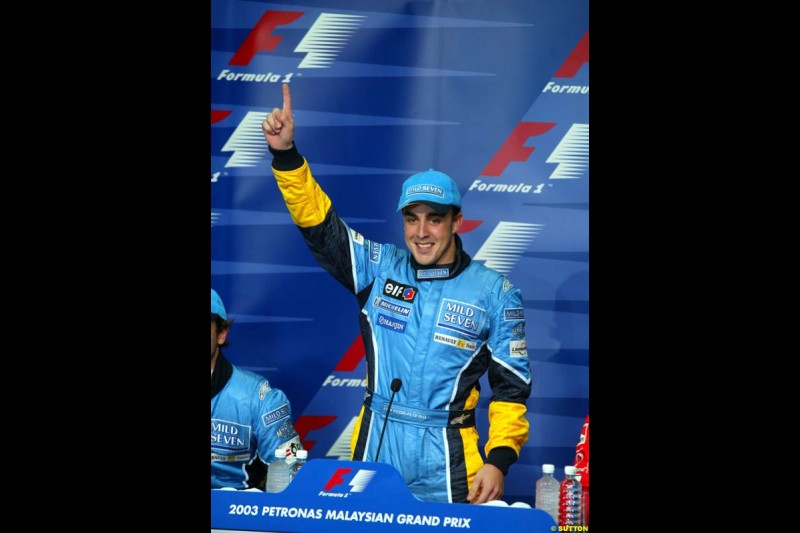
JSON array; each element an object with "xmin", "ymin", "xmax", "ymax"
[
  {"xmin": 573, "ymin": 415, "xmax": 589, "ymax": 526},
  {"xmin": 574, "ymin": 415, "xmax": 589, "ymax": 486}
]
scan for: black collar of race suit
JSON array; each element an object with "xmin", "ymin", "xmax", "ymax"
[
  {"xmin": 410, "ymin": 234, "xmax": 471, "ymax": 281},
  {"xmin": 211, "ymin": 351, "xmax": 234, "ymax": 399}
]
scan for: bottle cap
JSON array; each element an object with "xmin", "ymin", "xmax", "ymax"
[
  {"xmin": 275, "ymin": 448, "xmax": 287, "ymax": 459},
  {"xmin": 564, "ymin": 465, "xmax": 577, "ymax": 475},
  {"xmin": 542, "ymin": 464, "xmax": 555, "ymax": 473},
  {"xmin": 296, "ymin": 450, "xmax": 308, "ymax": 459}
]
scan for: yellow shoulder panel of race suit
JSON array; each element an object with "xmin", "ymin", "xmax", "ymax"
[{"xmin": 272, "ymin": 160, "xmax": 332, "ymax": 228}]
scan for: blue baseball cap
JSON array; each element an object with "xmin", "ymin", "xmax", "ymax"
[
  {"xmin": 397, "ymin": 169, "xmax": 461, "ymax": 214},
  {"xmin": 211, "ymin": 289, "xmax": 227, "ymax": 320}
]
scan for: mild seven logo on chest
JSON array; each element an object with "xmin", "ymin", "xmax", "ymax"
[
  {"xmin": 437, "ymin": 299, "xmax": 486, "ymax": 338},
  {"xmin": 211, "ymin": 419, "xmax": 250, "ymax": 452}
]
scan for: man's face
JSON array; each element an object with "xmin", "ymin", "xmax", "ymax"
[
  {"xmin": 402, "ymin": 203, "xmax": 463, "ymax": 266},
  {"xmin": 211, "ymin": 319, "xmax": 228, "ymax": 363}
]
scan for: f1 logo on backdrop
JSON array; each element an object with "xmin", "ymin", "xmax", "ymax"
[
  {"xmin": 468, "ymin": 121, "xmax": 586, "ymax": 273},
  {"xmin": 322, "ymin": 467, "xmax": 377, "ymax": 496},
  {"xmin": 219, "ymin": 111, "xmax": 271, "ymax": 168},
  {"xmin": 473, "ymin": 32, "xmax": 589, "ymax": 189},
  {"xmin": 215, "ymin": 10, "xmax": 366, "ymax": 169},
  {"xmin": 479, "ymin": 122, "xmax": 589, "ymax": 180},
  {"xmin": 221, "ymin": 10, "xmax": 365, "ymax": 72}
]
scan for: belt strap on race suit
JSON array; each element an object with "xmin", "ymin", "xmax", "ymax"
[{"xmin": 364, "ymin": 388, "xmax": 476, "ymax": 428}]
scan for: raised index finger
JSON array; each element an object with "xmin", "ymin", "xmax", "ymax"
[{"xmin": 282, "ymin": 83, "xmax": 292, "ymax": 119}]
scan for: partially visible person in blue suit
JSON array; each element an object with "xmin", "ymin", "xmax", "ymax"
[{"xmin": 210, "ymin": 288, "xmax": 302, "ymax": 489}]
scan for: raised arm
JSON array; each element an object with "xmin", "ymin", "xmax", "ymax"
[{"xmin": 262, "ymin": 83, "xmax": 295, "ymax": 151}]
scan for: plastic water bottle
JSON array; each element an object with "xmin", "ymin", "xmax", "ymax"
[
  {"xmin": 265, "ymin": 448, "xmax": 291, "ymax": 493},
  {"xmin": 575, "ymin": 475, "xmax": 587, "ymax": 526},
  {"xmin": 558, "ymin": 465, "xmax": 582, "ymax": 526},
  {"xmin": 581, "ymin": 483, "xmax": 589, "ymax": 526},
  {"xmin": 535, "ymin": 464, "xmax": 559, "ymax": 522},
  {"xmin": 289, "ymin": 449, "xmax": 308, "ymax": 483}
]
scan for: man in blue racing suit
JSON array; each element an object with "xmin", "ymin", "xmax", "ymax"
[
  {"xmin": 211, "ymin": 288, "xmax": 303, "ymax": 489},
  {"xmin": 262, "ymin": 84, "xmax": 531, "ymax": 504}
]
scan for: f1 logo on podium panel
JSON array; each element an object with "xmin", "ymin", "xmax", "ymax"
[{"xmin": 322, "ymin": 467, "xmax": 377, "ymax": 497}]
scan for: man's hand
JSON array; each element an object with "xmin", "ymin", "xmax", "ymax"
[
  {"xmin": 262, "ymin": 83, "xmax": 294, "ymax": 151},
  {"xmin": 466, "ymin": 463, "xmax": 504, "ymax": 504}
]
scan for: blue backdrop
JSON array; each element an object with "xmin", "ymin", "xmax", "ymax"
[{"xmin": 211, "ymin": 0, "xmax": 588, "ymax": 506}]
